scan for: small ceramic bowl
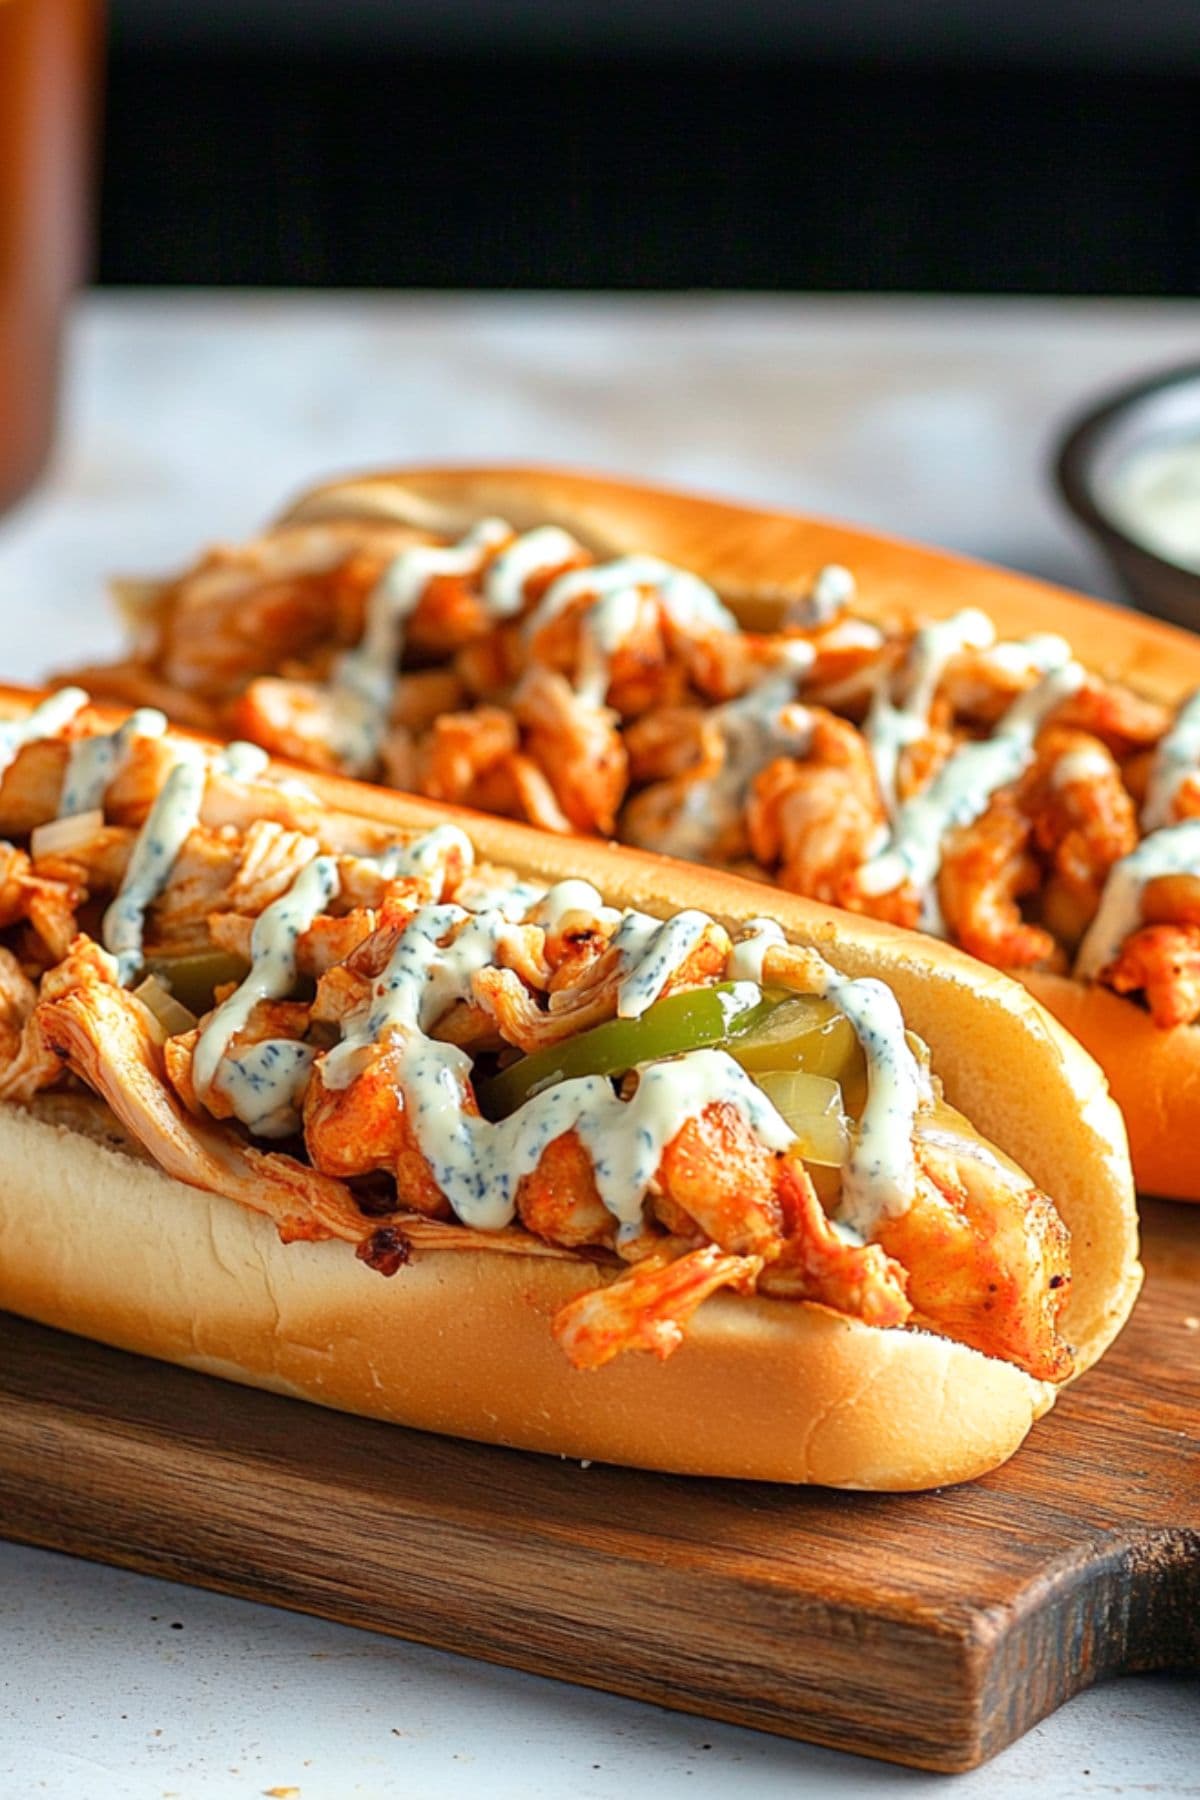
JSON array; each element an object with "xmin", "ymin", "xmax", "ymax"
[{"xmin": 1056, "ymin": 362, "xmax": 1200, "ymax": 631}]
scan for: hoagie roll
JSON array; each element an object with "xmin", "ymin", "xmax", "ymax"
[{"xmin": 0, "ymin": 688, "xmax": 1139, "ymax": 1488}]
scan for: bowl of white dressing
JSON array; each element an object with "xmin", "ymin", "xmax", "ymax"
[{"xmin": 1056, "ymin": 363, "xmax": 1200, "ymax": 629}]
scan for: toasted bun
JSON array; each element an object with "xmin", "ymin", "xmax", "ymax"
[
  {"xmin": 1020, "ymin": 971, "xmax": 1200, "ymax": 1203},
  {"xmin": 0, "ymin": 689, "xmax": 1141, "ymax": 1488},
  {"xmin": 282, "ymin": 465, "xmax": 1200, "ymax": 1200}
]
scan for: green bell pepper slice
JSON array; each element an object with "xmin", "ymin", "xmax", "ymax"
[
  {"xmin": 143, "ymin": 948, "xmax": 252, "ymax": 1015},
  {"xmin": 479, "ymin": 981, "xmax": 773, "ymax": 1118},
  {"xmin": 479, "ymin": 980, "xmax": 866, "ymax": 1121}
]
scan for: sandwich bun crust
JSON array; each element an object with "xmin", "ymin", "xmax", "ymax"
[
  {"xmin": 0, "ymin": 689, "xmax": 1142, "ymax": 1487},
  {"xmin": 1020, "ymin": 970, "xmax": 1200, "ymax": 1203},
  {"xmin": 0, "ymin": 1105, "xmax": 1056, "ymax": 1491}
]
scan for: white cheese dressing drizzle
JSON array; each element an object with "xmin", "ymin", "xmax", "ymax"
[
  {"xmin": 532, "ymin": 878, "xmax": 620, "ymax": 933},
  {"xmin": 727, "ymin": 918, "xmax": 787, "ymax": 983},
  {"xmin": 374, "ymin": 822, "xmax": 476, "ymax": 884},
  {"xmin": 458, "ymin": 872, "xmax": 547, "ymax": 920},
  {"xmin": 192, "ymin": 852, "xmax": 341, "ymax": 1136},
  {"xmin": 312, "ymin": 876, "xmax": 924, "ymax": 1239},
  {"xmin": 0, "ymin": 687, "xmax": 89, "ymax": 782},
  {"xmin": 1051, "ymin": 744, "xmax": 1115, "ymax": 790},
  {"xmin": 317, "ymin": 529, "xmax": 738, "ymax": 764},
  {"xmin": 865, "ymin": 609, "xmax": 996, "ymax": 815},
  {"xmin": 525, "ymin": 555, "xmax": 738, "ymax": 709},
  {"xmin": 1075, "ymin": 819, "xmax": 1200, "ymax": 980},
  {"xmin": 786, "ymin": 563, "xmax": 856, "ymax": 628},
  {"xmin": 654, "ymin": 674, "xmax": 814, "ymax": 861},
  {"xmin": 215, "ymin": 739, "xmax": 272, "ymax": 782},
  {"xmin": 614, "ymin": 909, "xmax": 713, "ymax": 1018},
  {"xmin": 102, "ymin": 746, "xmax": 207, "ymax": 984},
  {"xmin": 574, "ymin": 588, "xmax": 644, "ymax": 707},
  {"xmin": 527, "ymin": 554, "xmax": 736, "ymax": 639},
  {"xmin": 807, "ymin": 963, "xmax": 924, "ymax": 1234},
  {"xmin": 329, "ymin": 519, "xmax": 512, "ymax": 772},
  {"xmin": 59, "ymin": 707, "xmax": 169, "ymax": 816},
  {"xmin": 727, "ymin": 923, "xmax": 927, "ymax": 1228},
  {"xmin": 1142, "ymin": 690, "xmax": 1200, "ymax": 832},
  {"xmin": 207, "ymin": 1040, "xmax": 317, "ymax": 1141},
  {"xmin": 980, "ymin": 634, "xmax": 1072, "ymax": 680},
  {"xmin": 482, "ymin": 525, "xmax": 583, "ymax": 618},
  {"xmin": 861, "ymin": 650, "xmax": 1084, "ymax": 931}
]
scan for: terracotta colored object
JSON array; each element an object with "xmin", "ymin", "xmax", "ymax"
[{"xmin": 0, "ymin": 0, "xmax": 101, "ymax": 513}]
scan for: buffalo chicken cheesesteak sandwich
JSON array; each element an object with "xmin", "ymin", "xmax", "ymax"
[
  {"xmin": 67, "ymin": 467, "xmax": 1200, "ymax": 1199},
  {"xmin": 0, "ymin": 690, "xmax": 1139, "ymax": 1487}
]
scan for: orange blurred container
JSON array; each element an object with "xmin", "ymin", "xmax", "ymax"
[{"xmin": 0, "ymin": 0, "xmax": 101, "ymax": 513}]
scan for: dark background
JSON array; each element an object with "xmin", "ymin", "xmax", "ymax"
[{"xmin": 100, "ymin": 0, "xmax": 1200, "ymax": 294}]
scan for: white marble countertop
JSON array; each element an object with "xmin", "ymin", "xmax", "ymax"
[{"xmin": 1, "ymin": 292, "xmax": 1198, "ymax": 1798}]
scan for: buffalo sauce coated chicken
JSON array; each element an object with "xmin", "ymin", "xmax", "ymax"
[
  {"xmin": 61, "ymin": 506, "xmax": 1200, "ymax": 1035},
  {"xmin": 0, "ymin": 698, "xmax": 1073, "ymax": 1381}
]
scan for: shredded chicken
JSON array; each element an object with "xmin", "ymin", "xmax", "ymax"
[
  {"xmin": 1104, "ymin": 924, "xmax": 1200, "ymax": 1029},
  {"xmin": 877, "ymin": 1112, "xmax": 1073, "ymax": 1381},
  {"xmin": 34, "ymin": 939, "xmax": 371, "ymax": 1244},
  {"xmin": 512, "ymin": 667, "xmax": 628, "ymax": 836},
  {"xmin": 0, "ymin": 842, "xmax": 81, "ymax": 962},
  {"xmin": 747, "ymin": 712, "xmax": 886, "ymax": 908},
  {"xmin": 552, "ymin": 1246, "xmax": 764, "ymax": 1369}
]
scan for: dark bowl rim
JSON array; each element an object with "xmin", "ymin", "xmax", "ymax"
[{"xmin": 1055, "ymin": 358, "xmax": 1200, "ymax": 587}]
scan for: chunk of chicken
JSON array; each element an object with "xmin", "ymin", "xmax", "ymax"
[
  {"xmin": 552, "ymin": 1245, "xmax": 763, "ymax": 1369},
  {"xmin": 746, "ymin": 711, "xmax": 886, "ymax": 907},
  {"xmin": 0, "ymin": 842, "xmax": 81, "ymax": 963},
  {"xmin": 874, "ymin": 1110, "xmax": 1073, "ymax": 1382},
  {"xmin": 938, "ymin": 791, "xmax": 1055, "ymax": 969},
  {"xmin": 513, "ymin": 667, "xmax": 629, "ymax": 836},
  {"xmin": 1103, "ymin": 924, "xmax": 1200, "ymax": 1029},
  {"xmin": 0, "ymin": 945, "xmax": 60, "ymax": 1102}
]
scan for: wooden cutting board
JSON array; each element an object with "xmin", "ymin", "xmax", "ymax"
[{"xmin": 0, "ymin": 1198, "xmax": 1196, "ymax": 1774}]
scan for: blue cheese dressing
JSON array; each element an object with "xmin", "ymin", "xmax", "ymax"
[
  {"xmin": 727, "ymin": 918, "xmax": 787, "ymax": 983},
  {"xmin": 653, "ymin": 673, "xmax": 815, "ymax": 860},
  {"xmin": 192, "ymin": 852, "xmax": 341, "ymax": 1136},
  {"xmin": 808, "ymin": 964, "xmax": 924, "ymax": 1235},
  {"xmin": 526, "ymin": 555, "xmax": 738, "ymax": 708},
  {"xmin": 319, "ymin": 895, "xmax": 791, "ymax": 1232},
  {"xmin": 375, "ymin": 822, "xmax": 476, "ymax": 884},
  {"xmin": 0, "ymin": 687, "xmax": 89, "ymax": 781},
  {"xmin": 329, "ymin": 519, "xmax": 512, "ymax": 772},
  {"xmin": 865, "ymin": 610, "xmax": 996, "ymax": 814},
  {"xmin": 1075, "ymin": 818, "xmax": 1200, "ymax": 980},
  {"xmin": 102, "ymin": 747, "xmax": 208, "ymax": 984},
  {"xmin": 1142, "ymin": 690, "xmax": 1200, "ymax": 831},
  {"xmin": 483, "ymin": 525, "xmax": 584, "ymax": 619},
  {"xmin": 860, "ymin": 653, "xmax": 1084, "ymax": 930},
  {"xmin": 59, "ymin": 707, "xmax": 168, "ymax": 816},
  {"xmin": 315, "ymin": 877, "xmax": 924, "ymax": 1244}
]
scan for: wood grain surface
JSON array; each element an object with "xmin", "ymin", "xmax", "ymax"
[{"xmin": 0, "ymin": 1201, "xmax": 1194, "ymax": 1773}]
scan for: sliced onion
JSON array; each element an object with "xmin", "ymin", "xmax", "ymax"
[
  {"xmin": 30, "ymin": 809, "xmax": 105, "ymax": 861},
  {"xmin": 132, "ymin": 975, "xmax": 198, "ymax": 1040},
  {"xmin": 753, "ymin": 1070, "xmax": 850, "ymax": 1167}
]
